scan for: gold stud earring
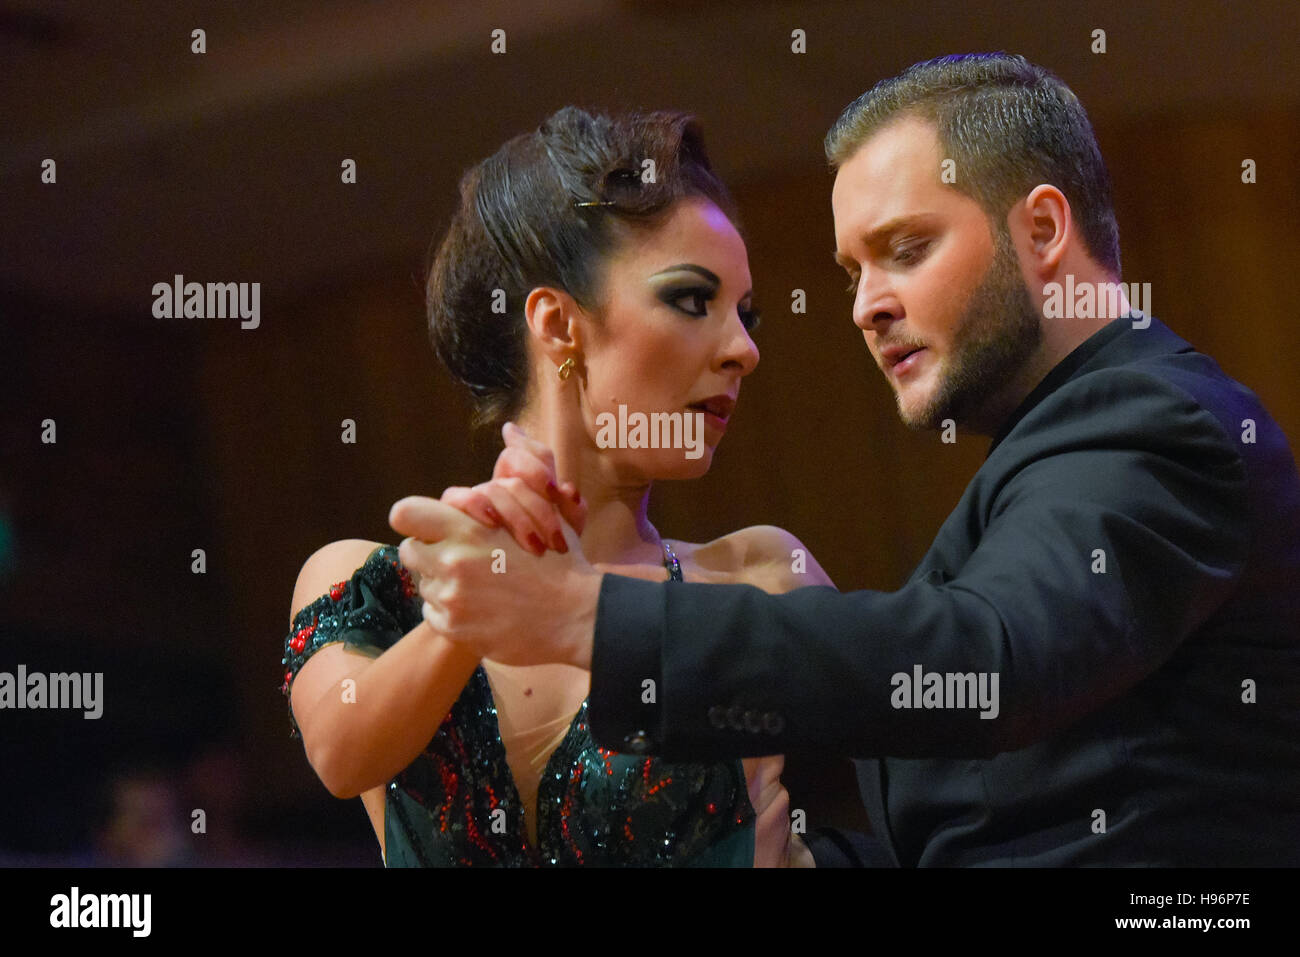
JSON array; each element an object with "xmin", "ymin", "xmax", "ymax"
[{"xmin": 556, "ymin": 356, "xmax": 576, "ymax": 382}]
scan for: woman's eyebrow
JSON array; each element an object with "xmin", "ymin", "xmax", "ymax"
[
  {"xmin": 651, "ymin": 264, "xmax": 720, "ymax": 284},
  {"xmin": 651, "ymin": 263, "xmax": 752, "ymax": 299}
]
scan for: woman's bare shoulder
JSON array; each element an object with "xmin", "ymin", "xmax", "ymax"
[
  {"xmin": 676, "ymin": 526, "xmax": 835, "ymax": 591},
  {"xmin": 290, "ymin": 539, "xmax": 387, "ymax": 624}
]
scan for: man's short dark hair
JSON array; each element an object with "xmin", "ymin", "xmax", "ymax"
[{"xmin": 825, "ymin": 53, "xmax": 1121, "ymax": 277}]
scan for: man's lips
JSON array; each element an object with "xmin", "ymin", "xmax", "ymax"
[{"xmin": 880, "ymin": 344, "xmax": 927, "ymax": 376}]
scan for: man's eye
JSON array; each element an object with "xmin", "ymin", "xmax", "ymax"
[{"xmin": 894, "ymin": 241, "xmax": 930, "ymax": 265}]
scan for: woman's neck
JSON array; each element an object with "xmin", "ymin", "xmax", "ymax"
[{"xmin": 514, "ymin": 409, "xmax": 664, "ymax": 568}]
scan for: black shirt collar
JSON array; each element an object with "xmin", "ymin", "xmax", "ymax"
[{"xmin": 987, "ymin": 317, "xmax": 1133, "ymax": 456}]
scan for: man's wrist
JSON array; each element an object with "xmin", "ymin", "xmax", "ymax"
[{"xmin": 586, "ymin": 572, "xmax": 665, "ymax": 753}]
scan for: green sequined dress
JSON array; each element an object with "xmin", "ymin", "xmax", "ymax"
[{"xmin": 281, "ymin": 544, "xmax": 756, "ymax": 866}]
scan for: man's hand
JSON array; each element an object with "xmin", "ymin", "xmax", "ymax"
[{"xmin": 389, "ymin": 496, "xmax": 600, "ymax": 670}]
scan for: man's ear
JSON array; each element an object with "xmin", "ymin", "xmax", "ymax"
[
  {"xmin": 524, "ymin": 286, "xmax": 583, "ymax": 364},
  {"xmin": 1011, "ymin": 184, "xmax": 1071, "ymax": 279}
]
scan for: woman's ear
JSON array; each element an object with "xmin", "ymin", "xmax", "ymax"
[{"xmin": 524, "ymin": 286, "xmax": 583, "ymax": 364}]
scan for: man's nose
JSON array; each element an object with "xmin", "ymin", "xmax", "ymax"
[{"xmin": 852, "ymin": 271, "xmax": 900, "ymax": 332}]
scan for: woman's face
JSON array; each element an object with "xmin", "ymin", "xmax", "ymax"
[{"xmin": 577, "ymin": 196, "xmax": 760, "ymax": 479}]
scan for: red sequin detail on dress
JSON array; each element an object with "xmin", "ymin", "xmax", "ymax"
[
  {"xmin": 391, "ymin": 560, "xmax": 417, "ymax": 599},
  {"xmin": 289, "ymin": 615, "xmax": 317, "ymax": 654}
]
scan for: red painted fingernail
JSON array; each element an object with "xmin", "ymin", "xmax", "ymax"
[
  {"xmin": 546, "ymin": 480, "xmax": 560, "ymax": 499},
  {"xmin": 551, "ymin": 531, "xmax": 568, "ymax": 553},
  {"xmin": 484, "ymin": 506, "xmax": 503, "ymax": 527},
  {"xmin": 527, "ymin": 533, "xmax": 545, "ymax": 556},
  {"xmin": 570, "ymin": 487, "xmax": 582, "ymax": 504}
]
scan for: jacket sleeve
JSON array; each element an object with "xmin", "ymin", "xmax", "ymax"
[{"xmin": 588, "ymin": 369, "xmax": 1251, "ymax": 761}]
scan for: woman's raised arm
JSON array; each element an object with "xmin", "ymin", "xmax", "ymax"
[{"xmin": 287, "ymin": 539, "xmax": 480, "ymax": 798}]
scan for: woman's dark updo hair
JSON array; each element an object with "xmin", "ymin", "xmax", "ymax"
[{"xmin": 426, "ymin": 106, "xmax": 739, "ymax": 430}]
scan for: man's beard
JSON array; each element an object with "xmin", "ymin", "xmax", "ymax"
[{"xmin": 899, "ymin": 227, "xmax": 1043, "ymax": 431}]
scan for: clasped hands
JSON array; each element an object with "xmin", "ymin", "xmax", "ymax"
[{"xmin": 388, "ymin": 423, "xmax": 661, "ymax": 670}]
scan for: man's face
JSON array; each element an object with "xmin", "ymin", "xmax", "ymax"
[{"xmin": 832, "ymin": 114, "xmax": 1042, "ymax": 431}]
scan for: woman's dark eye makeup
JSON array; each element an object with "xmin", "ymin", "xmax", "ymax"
[
  {"xmin": 657, "ymin": 283, "xmax": 761, "ymax": 331},
  {"xmin": 662, "ymin": 285, "xmax": 712, "ymax": 317}
]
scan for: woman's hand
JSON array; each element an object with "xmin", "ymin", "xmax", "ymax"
[
  {"xmin": 390, "ymin": 497, "xmax": 600, "ymax": 669},
  {"xmin": 439, "ymin": 423, "xmax": 585, "ymax": 556}
]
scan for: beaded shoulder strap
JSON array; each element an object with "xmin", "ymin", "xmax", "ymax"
[{"xmin": 661, "ymin": 539, "xmax": 682, "ymax": 582}]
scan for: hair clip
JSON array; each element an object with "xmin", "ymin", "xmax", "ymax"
[{"xmin": 574, "ymin": 200, "xmax": 616, "ymax": 208}]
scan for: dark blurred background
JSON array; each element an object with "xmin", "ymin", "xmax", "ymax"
[{"xmin": 2, "ymin": 0, "xmax": 1298, "ymax": 865}]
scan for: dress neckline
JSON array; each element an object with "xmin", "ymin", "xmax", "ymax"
[{"xmin": 478, "ymin": 538, "xmax": 683, "ymax": 861}]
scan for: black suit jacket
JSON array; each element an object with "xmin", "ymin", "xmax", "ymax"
[{"xmin": 587, "ymin": 316, "xmax": 1300, "ymax": 865}]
